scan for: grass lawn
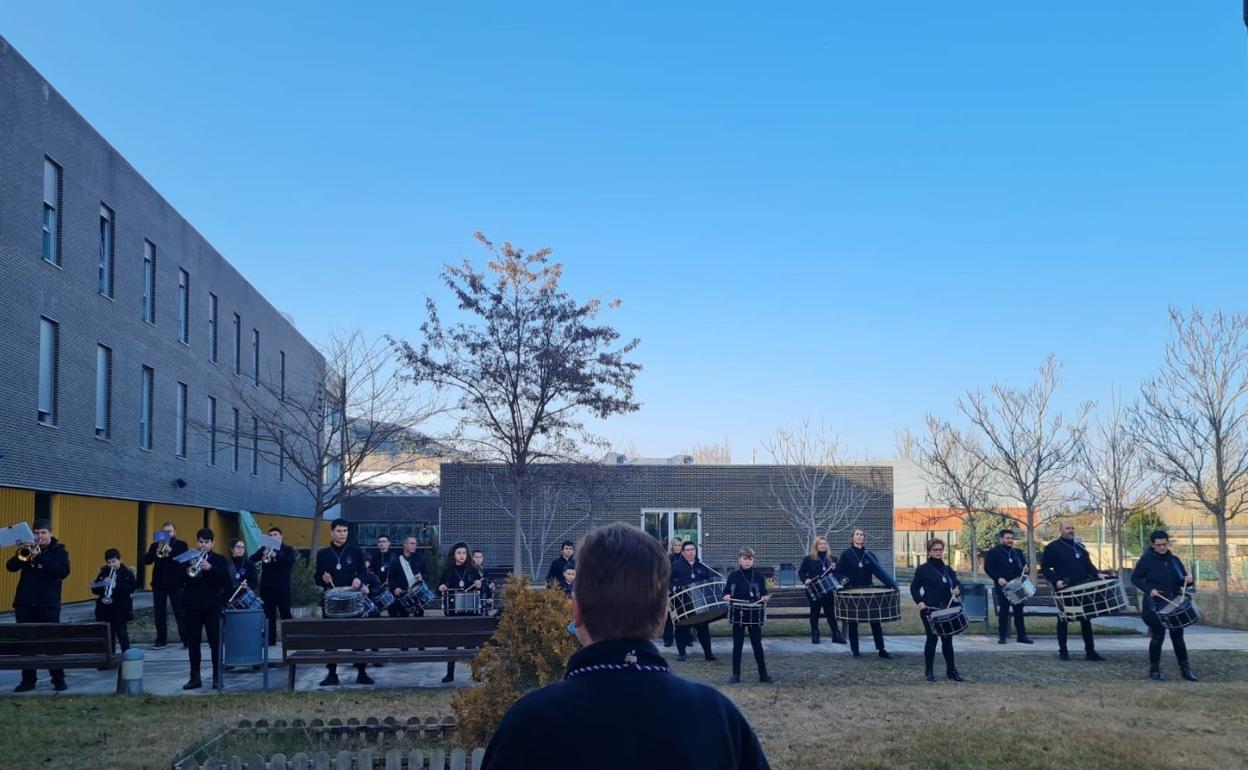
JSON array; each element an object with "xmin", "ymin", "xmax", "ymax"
[{"xmin": 3, "ymin": 649, "xmax": 1245, "ymax": 770}]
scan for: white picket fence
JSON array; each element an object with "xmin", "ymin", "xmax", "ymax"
[{"xmin": 179, "ymin": 747, "xmax": 484, "ymax": 770}]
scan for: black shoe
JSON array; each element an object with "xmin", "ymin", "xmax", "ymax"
[
  {"xmin": 1058, "ymin": 650, "xmax": 1070, "ymax": 661},
  {"xmin": 319, "ymin": 674, "xmax": 340, "ymax": 687},
  {"xmin": 947, "ymin": 671, "xmax": 964, "ymax": 682},
  {"xmin": 663, "ymin": 641, "xmax": 673, "ymax": 648},
  {"xmin": 1017, "ymin": 636, "xmax": 1034, "ymax": 644},
  {"xmin": 924, "ymin": 670, "xmax": 935, "ymax": 682},
  {"xmin": 151, "ymin": 642, "xmax": 167, "ymax": 650},
  {"xmin": 878, "ymin": 650, "xmax": 893, "ymax": 660},
  {"xmin": 677, "ymin": 653, "xmax": 687, "ymax": 662},
  {"xmin": 759, "ymin": 674, "xmax": 774, "ymax": 683},
  {"xmin": 811, "ymin": 635, "xmax": 821, "ymax": 645},
  {"xmin": 851, "ymin": 650, "xmax": 862, "ymax": 658},
  {"xmin": 356, "ymin": 672, "xmax": 375, "ymax": 685},
  {"xmin": 1150, "ymin": 670, "xmax": 1164, "ymax": 681},
  {"xmin": 705, "ymin": 655, "xmax": 717, "ymax": 662},
  {"xmin": 832, "ymin": 636, "xmax": 847, "ymax": 644},
  {"xmin": 52, "ymin": 680, "xmax": 67, "ymax": 692},
  {"xmin": 13, "ymin": 681, "xmax": 36, "ymax": 693},
  {"xmin": 729, "ymin": 674, "xmax": 740, "ymax": 684},
  {"xmin": 1086, "ymin": 651, "xmax": 1105, "ymax": 662},
  {"xmin": 998, "ymin": 638, "xmax": 1007, "ymax": 645},
  {"xmin": 440, "ymin": 672, "xmax": 455, "ymax": 683},
  {"xmin": 182, "ymin": 679, "xmax": 202, "ymax": 690},
  {"xmin": 1180, "ymin": 665, "xmax": 1199, "ymax": 682}
]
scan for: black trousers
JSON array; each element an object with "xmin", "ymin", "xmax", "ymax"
[
  {"xmin": 261, "ymin": 589, "xmax": 292, "ymax": 643},
  {"xmin": 182, "ymin": 607, "xmax": 221, "ymax": 683},
  {"xmin": 1057, "ymin": 616, "xmax": 1095, "ymax": 653},
  {"xmin": 994, "ymin": 587, "xmax": 1028, "ymax": 640},
  {"xmin": 807, "ymin": 595, "xmax": 840, "ymax": 639},
  {"xmin": 921, "ymin": 612, "xmax": 957, "ymax": 674},
  {"xmin": 662, "ymin": 615, "xmax": 675, "ymax": 646},
  {"xmin": 108, "ymin": 621, "xmax": 131, "ymax": 654},
  {"xmin": 1143, "ymin": 608, "xmax": 1189, "ymax": 668},
  {"xmin": 731, "ymin": 624, "xmax": 767, "ymax": 678},
  {"xmin": 676, "ymin": 622, "xmax": 713, "ymax": 659},
  {"xmin": 15, "ymin": 606, "xmax": 65, "ymax": 684},
  {"xmin": 152, "ymin": 585, "xmax": 184, "ymax": 646},
  {"xmin": 846, "ymin": 620, "xmax": 885, "ymax": 653}
]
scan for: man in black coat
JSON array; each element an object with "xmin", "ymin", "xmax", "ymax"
[
  {"xmin": 1042, "ymin": 522, "xmax": 1113, "ymax": 661},
  {"xmin": 546, "ymin": 540, "xmax": 575, "ymax": 585},
  {"xmin": 369, "ymin": 535, "xmax": 397, "ymax": 589},
  {"xmin": 313, "ymin": 519, "xmax": 373, "ymax": 686},
  {"xmin": 388, "ymin": 535, "xmax": 430, "ymax": 617},
  {"xmin": 909, "ymin": 538, "xmax": 964, "ymax": 682},
  {"xmin": 251, "ymin": 526, "xmax": 295, "ymax": 643},
  {"xmin": 142, "ymin": 521, "xmax": 188, "ymax": 649},
  {"xmin": 482, "ymin": 523, "xmax": 771, "ymax": 770},
  {"xmin": 670, "ymin": 541, "xmax": 718, "ymax": 663},
  {"xmin": 983, "ymin": 528, "xmax": 1034, "ymax": 644},
  {"xmin": 180, "ymin": 528, "xmax": 231, "ymax": 690},
  {"xmin": 1131, "ymin": 529, "xmax": 1198, "ymax": 681},
  {"xmin": 6, "ymin": 519, "xmax": 71, "ymax": 692},
  {"xmin": 833, "ymin": 528, "xmax": 898, "ymax": 658}
]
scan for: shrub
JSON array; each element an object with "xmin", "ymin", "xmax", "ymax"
[
  {"xmin": 451, "ymin": 577, "xmax": 578, "ymax": 746},
  {"xmin": 289, "ymin": 554, "xmax": 323, "ymax": 608}
]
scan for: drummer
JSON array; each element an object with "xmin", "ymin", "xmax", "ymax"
[
  {"xmin": 1131, "ymin": 530, "xmax": 1197, "ymax": 682},
  {"xmin": 1041, "ymin": 521, "xmax": 1113, "ymax": 662},
  {"xmin": 799, "ymin": 536, "xmax": 846, "ymax": 645},
  {"xmin": 438, "ymin": 542, "xmax": 484, "ymax": 683},
  {"xmin": 670, "ymin": 541, "xmax": 718, "ymax": 663},
  {"xmin": 910, "ymin": 539, "xmax": 964, "ymax": 682},
  {"xmin": 723, "ymin": 547, "xmax": 772, "ymax": 684},
  {"xmin": 390, "ymin": 535, "xmax": 429, "ymax": 617},
  {"xmin": 984, "ymin": 529, "xmax": 1034, "ymax": 645},
  {"xmin": 313, "ymin": 519, "xmax": 374, "ymax": 686},
  {"xmin": 227, "ymin": 539, "xmax": 258, "ymax": 596},
  {"xmin": 833, "ymin": 528, "xmax": 898, "ymax": 659},
  {"xmin": 662, "ymin": 537, "xmax": 684, "ymax": 648}
]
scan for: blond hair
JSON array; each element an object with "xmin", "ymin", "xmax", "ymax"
[{"xmin": 809, "ymin": 536, "xmax": 829, "ymax": 560}]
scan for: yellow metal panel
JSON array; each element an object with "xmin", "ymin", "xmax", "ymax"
[
  {"xmin": 0, "ymin": 488, "xmax": 36, "ymax": 613},
  {"xmin": 207, "ymin": 509, "xmax": 240, "ymax": 552},
  {"xmin": 144, "ymin": 503, "xmax": 206, "ymax": 589},
  {"xmin": 51, "ymin": 494, "xmax": 139, "ymax": 605}
]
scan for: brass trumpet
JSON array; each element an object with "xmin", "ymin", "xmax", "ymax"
[
  {"xmin": 156, "ymin": 537, "xmax": 173, "ymax": 558},
  {"xmin": 16, "ymin": 541, "xmax": 42, "ymax": 562},
  {"xmin": 186, "ymin": 548, "xmax": 208, "ymax": 578}
]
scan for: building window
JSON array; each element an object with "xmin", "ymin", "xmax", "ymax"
[
  {"xmin": 232, "ymin": 407, "xmax": 241, "ymax": 472},
  {"xmin": 251, "ymin": 415, "xmax": 259, "ymax": 475},
  {"xmin": 208, "ymin": 396, "xmax": 218, "ymax": 466},
  {"xmin": 140, "ymin": 366, "xmax": 154, "ymax": 450},
  {"xmin": 37, "ymin": 317, "xmax": 59, "ymax": 426},
  {"xmin": 98, "ymin": 204, "xmax": 115, "ymax": 297},
  {"xmin": 278, "ymin": 430, "xmax": 285, "ymax": 482},
  {"xmin": 232, "ymin": 313, "xmax": 241, "ymax": 375},
  {"xmin": 176, "ymin": 382, "xmax": 188, "ymax": 458},
  {"xmin": 143, "ymin": 241, "xmax": 157, "ymax": 324},
  {"xmin": 208, "ymin": 293, "xmax": 218, "ymax": 362},
  {"xmin": 252, "ymin": 329, "xmax": 260, "ymax": 387},
  {"xmin": 279, "ymin": 351, "xmax": 286, "ymax": 401},
  {"xmin": 42, "ymin": 158, "xmax": 62, "ymax": 265},
  {"xmin": 95, "ymin": 344, "xmax": 112, "ymax": 438},
  {"xmin": 177, "ymin": 269, "xmax": 190, "ymax": 344}
]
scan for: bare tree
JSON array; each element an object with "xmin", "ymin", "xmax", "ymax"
[
  {"xmin": 916, "ymin": 415, "xmax": 1001, "ymax": 579},
  {"xmin": 390, "ymin": 233, "xmax": 641, "ymax": 577},
  {"xmin": 1072, "ymin": 389, "xmax": 1163, "ymax": 572},
  {"xmin": 959, "ymin": 355, "xmax": 1092, "ymax": 571},
  {"xmin": 686, "ymin": 437, "xmax": 732, "ymax": 464},
  {"xmin": 764, "ymin": 419, "xmax": 886, "ymax": 552},
  {"xmin": 894, "ymin": 427, "xmax": 918, "ymax": 460},
  {"xmin": 1133, "ymin": 309, "xmax": 1248, "ymax": 621}
]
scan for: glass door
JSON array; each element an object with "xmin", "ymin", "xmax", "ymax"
[{"xmin": 641, "ymin": 509, "xmax": 701, "ymax": 549}]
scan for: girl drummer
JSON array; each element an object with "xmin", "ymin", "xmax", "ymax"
[
  {"xmin": 910, "ymin": 538, "xmax": 964, "ymax": 682},
  {"xmin": 723, "ymin": 547, "xmax": 773, "ymax": 683},
  {"xmin": 798, "ymin": 536, "xmax": 846, "ymax": 645},
  {"xmin": 438, "ymin": 541, "xmax": 484, "ymax": 683},
  {"xmin": 834, "ymin": 528, "xmax": 898, "ymax": 658}
]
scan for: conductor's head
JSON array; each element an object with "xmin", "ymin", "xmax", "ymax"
[{"xmin": 571, "ymin": 523, "xmax": 671, "ymax": 646}]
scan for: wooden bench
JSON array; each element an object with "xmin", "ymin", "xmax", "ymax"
[
  {"xmin": 281, "ymin": 616, "xmax": 499, "ymax": 690},
  {"xmin": 0, "ymin": 622, "xmax": 120, "ymax": 680}
]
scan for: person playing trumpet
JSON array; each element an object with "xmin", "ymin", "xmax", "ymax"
[
  {"xmin": 6, "ymin": 518, "xmax": 70, "ymax": 692},
  {"xmin": 92, "ymin": 548, "xmax": 137, "ymax": 654},
  {"xmin": 179, "ymin": 528, "xmax": 229, "ymax": 690},
  {"xmin": 250, "ymin": 526, "xmax": 295, "ymax": 644},
  {"xmin": 143, "ymin": 522, "xmax": 188, "ymax": 650}
]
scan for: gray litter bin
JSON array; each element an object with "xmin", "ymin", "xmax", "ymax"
[{"xmin": 219, "ymin": 608, "xmax": 269, "ymax": 690}]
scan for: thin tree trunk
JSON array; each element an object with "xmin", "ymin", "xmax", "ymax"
[
  {"xmin": 1216, "ymin": 513, "xmax": 1229, "ymax": 625},
  {"xmin": 512, "ymin": 475, "xmax": 525, "ymax": 579}
]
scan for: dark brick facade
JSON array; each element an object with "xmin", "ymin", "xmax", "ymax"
[{"xmin": 440, "ymin": 463, "xmax": 894, "ymax": 575}]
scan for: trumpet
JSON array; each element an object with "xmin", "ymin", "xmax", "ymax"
[
  {"xmin": 156, "ymin": 537, "xmax": 173, "ymax": 558},
  {"xmin": 261, "ymin": 546, "xmax": 275, "ymax": 563},
  {"xmin": 16, "ymin": 541, "xmax": 42, "ymax": 562},
  {"xmin": 102, "ymin": 568, "xmax": 117, "ymax": 605},
  {"xmin": 186, "ymin": 548, "xmax": 209, "ymax": 578}
]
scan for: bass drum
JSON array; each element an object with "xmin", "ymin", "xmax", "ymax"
[{"xmin": 668, "ymin": 580, "xmax": 729, "ymax": 627}]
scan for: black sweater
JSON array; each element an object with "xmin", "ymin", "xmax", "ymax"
[
  {"xmin": 181, "ymin": 553, "xmax": 231, "ymax": 611},
  {"xmin": 388, "ymin": 551, "xmax": 430, "ymax": 592},
  {"xmin": 142, "ymin": 537, "xmax": 189, "ymax": 590},
  {"xmin": 983, "ymin": 544, "xmax": 1028, "ymax": 585},
  {"xmin": 798, "ymin": 553, "xmax": 835, "ymax": 583},
  {"xmin": 1041, "ymin": 537, "xmax": 1101, "ymax": 588},
  {"xmin": 314, "ymin": 544, "xmax": 368, "ymax": 591},
  {"xmin": 92, "ymin": 565, "xmax": 137, "ymax": 622},
  {"xmin": 1131, "ymin": 549, "xmax": 1189, "ymax": 602},
  {"xmin": 440, "ymin": 564, "xmax": 483, "ymax": 591},
  {"xmin": 834, "ymin": 547, "xmax": 898, "ymax": 590},
  {"xmin": 671, "ymin": 558, "xmax": 717, "ymax": 589},
  {"xmin": 909, "ymin": 557, "xmax": 961, "ymax": 609},
  {"xmin": 546, "ymin": 555, "xmax": 575, "ymax": 583},
  {"xmin": 251, "ymin": 543, "xmax": 296, "ymax": 596},
  {"xmin": 5, "ymin": 538, "xmax": 70, "ymax": 607},
  {"xmin": 227, "ymin": 556, "xmax": 258, "ymax": 591},
  {"xmin": 482, "ymin": 638, "xmax": 770, "ymax": 770},
  {"xmin": 725, "ymin": 568, "xmax": 768, "ymax": 602}
]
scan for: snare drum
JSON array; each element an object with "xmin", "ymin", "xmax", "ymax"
[
  {"xmin": 360, "ymin": 594, "xmax": 380, "ymax": 618},
  {"xmin": 230, "ymin": 586, "xmax": 263, "ymax": 611},
  {"xmin": 1001, "ymin": 576, "xmax": 1037, "ymax": 606},
  {"xmin": 374, "ymin": 590, "xmax": 396, "ymax": 611},
  {"xmin": 443, "ymin": 589, "xmax": 482, "ymax": 616},
  {"xmin": 927, "ymin": 606, "xmax": 968, "ymax": 637},
  {"xmin": 728, "ymin": 599, "xmax": 767, "ymax": 627},
  {"xmin": 1053, "ymin": 577, "xmax": 1128, "ymax": 620},
  {"xmin": 834, "ymin": 587, "xmax": 902, "ymax": 623},
  {"xmin": 1156, "ymin": 595, "xmax": 1201, "ymax": 630},
  {"xmin": 805, "ymin": 568, "xmax": 842, "ymax": 603},
  {"xmin": 668, "ymin": 580, "xmax": 729, "ymax": 627},
  {"xmin": 323, "ymin": 587, "xmax": 365, "ymax": 618}
]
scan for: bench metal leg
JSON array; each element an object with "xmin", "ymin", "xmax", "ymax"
[{"xmin": 288, "ymin": 663, "xmax": 296, "ymax": 691}]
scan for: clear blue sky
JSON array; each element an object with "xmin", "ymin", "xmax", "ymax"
[{"xmin": 6, "ymin": 2, "xmax": 1247, "ymax": 460}]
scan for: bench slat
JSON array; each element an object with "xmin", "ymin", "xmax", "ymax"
[
  {"xmin": 0, "ymin": 654, "xmax": 118, "ymax": 669},
  {"xmin": 286, "ymin": 650, "xmax": 477, "ymax": 665}
]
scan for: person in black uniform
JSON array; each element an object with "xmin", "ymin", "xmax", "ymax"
[
  {"xmin": 226, "ymin": 538, "xmax": 258, "ymax": 599},
  {"xmin": 1132, "ymin": 530, "xmax": 1198, "ymax": 681},
  {"xmin": 546, "ymin": 540, "xmax": 575, "ymax": 585},
  {"xmin": 671, "ymin": 541, "xmax": 718, "ymax": 663},
  {"xmin": 389, "ymin": 535, "xmax": 429, "ymax": 617},
  {"xmin": 910, "ymin": 538, "xmax": 965, "ymax": 682},
  {"xmin": 143, "ymin": 521, "xmax": 188, "ymax": 649},
  {"xmin": 92, "ymin": 548, "xmax": 137, "ymax": 654},
  {"xmin": 7, "ymin": 519, "xmax": 71, "ymax": 692},
  {"xmin": 482, "ymin": 523, "xmax": 770, "ymax": 770},
  {"xmin": 834, "ymin": 528, "xmax": 897, "ymax": 658},
  {"xmin": 662, "ymin": 537, "xmax": 684, "ymax": 647},
  {"xmin": 983, "ymin": 528, "xmax": 1034, "ymax": 645},
  {"xmin": 724, "ymin": 547, "xmax": 772, "ymax": 684},
  {"xmin": 369, "ymin": 535, "xmax": 397, "ymax": 590},
  {"xmin": 557, "ymin": 564, "xmax": 577, "ymax": 596},
  {"xmin": 799, "ymin": 536, "xmax": 846, "ymax": 645},
  {"xmin": 314, "ymin": 519, "xmax": 374, "ymax": 686},
  {"xmin": 439, "ymin": 542, "xmax": 484, "ymax": 683},
  {"xmin": 1042, "ymin": 521, "xmax": 1113, "ymax": 661},
  {"xmin": 180, "ymin": 528, "xmax": 230, "ymax": 690},
  {"xmin": 472, "ymin": 549, "xmax": 496, "ymax": 612},
  {"xmin": 251, "ymin": 526, "xmax": 295, "ymax": 643}
]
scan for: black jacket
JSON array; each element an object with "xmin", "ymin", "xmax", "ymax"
[
  {"xmin": 143, "ymin": 538, "xmax": 189, "ymax": 590},
  {"xmin": 227, "ymin": 556, "xmax": 258, "ymax": 591},
  {"xmin": 6, "ymin": 537, "xmax": 70, "ymax": 608},
  {"xmin": 1131, "ymin": 549, "xmax": 1189, "ymax": 603},
  {"xmin": 834, "ymin": 547, "xmax": 898, "ymax": 589},
  {"xmin": 482, "ymin": 638, "xmax": 770, "ymax": 770},
  {"xmin": 798, "ymin": 553, "xmax": 835, "ymax": 583},
  {"xmin": 314, "ymin": 544, "xmax": 368, "ymax": 591},
  {"xmin": 546, "ymin": 554, "xmax": 575, "ymax": 583},
  {"xmin": 439, "ymin": 564, "xmax": 483, "ymax": 591},
  {"xmin": 1041, "ymin": 538, "xmax": 1100, "ymax": 588},
  {"xmin": 180, "ymin": 552, "xmax": 231, "ymax": 611},
  {"xmin": 92, "ymin": 565, "xmax": 137, "ymax": 622},
  {"xmin": 671, "ymin": 558, "xmax": 717, "ymax": 590},
  {"xmin": 369, "ymin": 549, "xmax": 398, "ymax": 586},
  {"xmin": 389, "ymin": 551, "xmax": 430, "ymax": 593},
  {"xmin": 250, "ymin": 543, "xmax": 296, "ymax": 597},
  {"xmin": 725, "ymin": 568, "xmax": 768, "ymax": 602},
  {"xmin": 983, "ymin": 544, "xmax": 1028, "ymax": 586},
  {"xmin": 910, "ymin": 557, "xmax": 961, "ymax": 609}
]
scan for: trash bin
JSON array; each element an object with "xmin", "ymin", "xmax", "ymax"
[
  {"xmin": 777, "ymin": 563, "xmax": 797, "ymax": 588},
  {"xmin": 220, "ymin": 608, "xmax": 269, "ymax": 690}
]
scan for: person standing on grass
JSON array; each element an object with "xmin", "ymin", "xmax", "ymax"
[
  {"xmin": 799, "ymin": 536, "xmax": 846, "ymax": 645},
  {"xmin": 724, "ymin": 547, "xmax": 772, "ymax": 684},
  {"xmin": 910, "ymin": 538, "xmax": 964, "ymax": 683},
  {"xmin": 984, "ymin": 529, "xmax": 1033, "ymax": 645},
  {"xmin": 1042, "ymin": 521, "xmax": 1113, "ymax": 662},
  {"xmin": 833, "ymin": 528, "xmax": 897, "ymax": 659},
  {"xmin": 482, "ymin": 522, "xmax": 771, "ymax": 770},
  {"xmin": 1131, "ymin": 530, "xmax": 1198, "ymax": 682},
  {"xmin": 662, "ymin": 536, "xmax": 684, "ymax": 647},
  {"xmin": 670, "ymin": 540, "xmax": 717, "ymax": 663}
]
